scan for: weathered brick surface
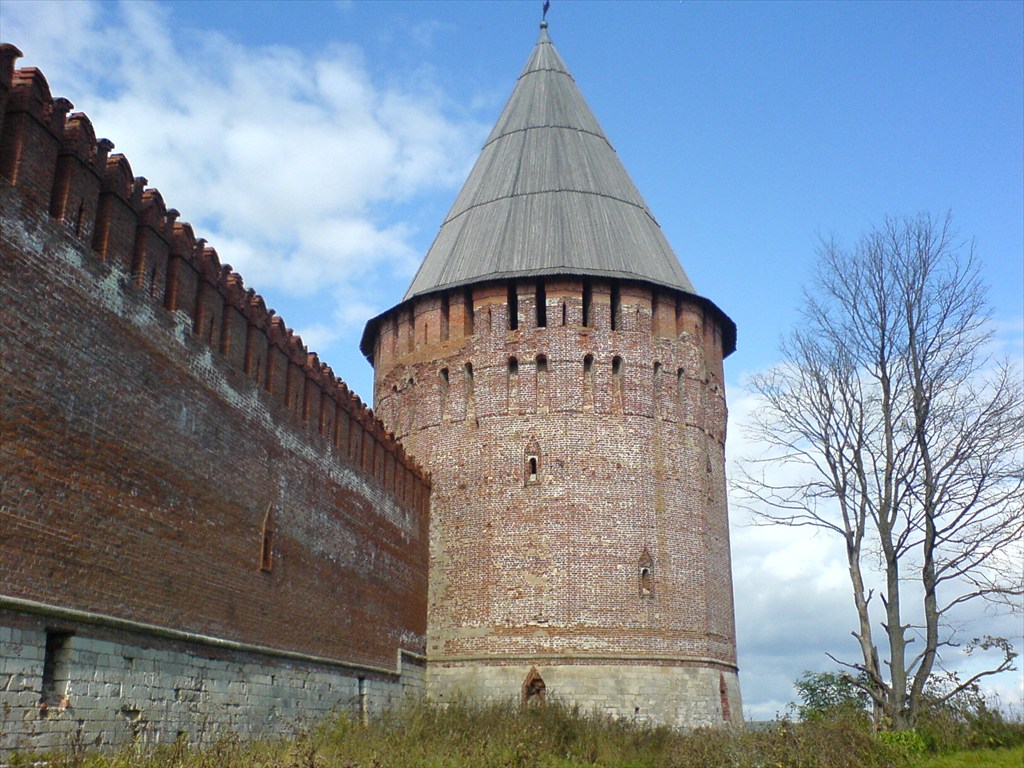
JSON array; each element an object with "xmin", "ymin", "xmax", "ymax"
[
  {"xmin": 0, "ymin": 49, "xmax": 429, "ymax": 753},
  {"xmin": 369, "ymin": 278, "xmax": 742, "ymax": 726}
]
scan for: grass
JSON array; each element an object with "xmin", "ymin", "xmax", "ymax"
[
  {"xmin": 13, "ymin": 701, "xmax": 1024, "ymax": 768},
  {"xmin": 909, "ymin": 747, "xmax": 1024, "ymax": 768}
]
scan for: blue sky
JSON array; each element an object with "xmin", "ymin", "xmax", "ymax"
[{"xmin": 4, "ymin": 0, "xmax": 1022, "ymax": 719}]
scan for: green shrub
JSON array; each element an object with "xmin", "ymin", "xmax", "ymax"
[{"xmin": 876, "ymin": 728, "xmax": 927, "ymax": 759}]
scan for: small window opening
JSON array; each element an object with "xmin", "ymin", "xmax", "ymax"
[
  {"xmin": 508, "ymin": 357, "xmax": 519, "ymax": 376},
  {"xmin": 581, "ymin": 281, "xmax": 592, "ymax": 327},
  {"xmin": 612, "ymin": 356, "xmax": 622, "ymax": 377},
  {"xmin": 440, "ymin": 367, "xmax": 450, "ymax": 397},
  {"xmin": 508, "ymin": 284, "xmax": 519, "ymax": 330},
  {"xmin": 610, "ymin": 283, "xmax": 621, "ymax": 331},
  {"xmin": 536, "ymin": 282, "xmax": 547, "ymax": 328},
  {"xmin": 41, "ymin": 631, "xmax": 74, "ymax": 711},
  {"xmin": 465, "ymin": 362, "xmax": 475, "ymax": 397},
  {"xmin": 524, "ymin": 439, "xmax": 541, "ymax": 485},
  {"xmin": 536, "ymin": 355, "xmax": 548, "ymax": 373},
  {"xmin": 677, "ymin": 368, "xmax": 685, "ymax": 406},
  {"xmin": 522, "ymin": 667, "xmax": 546, "ymax": 705},
  {"xmin": 638, "ymin": 549, "xmax": 654, "ymax": 599},
  {"xmin": 259, "ymin": 502, "xmax": 275, "ymax": 572},
  {"xmin": 583, "ymin": 354, "xmax": 594, "ymax": 374},
  {"xmin": 561, "ymin": 302, "xmax": 567, "ymax": 326}
]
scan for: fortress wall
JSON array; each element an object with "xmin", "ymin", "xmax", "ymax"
[
  {"xmin": 1, "ymin": 611, "xmax": 425, "ymax": 753},
  {"xmin": 0, "ymin": 46, "xmax": 429, "ymax": 753},
  {"xmin": 368, "ymin": 279, "xmax": 740, "ymax": 727}
]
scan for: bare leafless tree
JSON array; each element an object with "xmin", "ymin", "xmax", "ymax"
[{"xmin": 737, "ymin": 212, "xmax": 1024, "ymax": 729}]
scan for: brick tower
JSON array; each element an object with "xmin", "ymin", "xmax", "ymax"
[{"xmin": 361, "ymin": 22, "xmax": 741, "ymax": 727}]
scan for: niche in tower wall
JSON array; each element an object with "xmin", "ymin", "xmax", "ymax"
[{"xmin": 522, "ymin": 667, "xmax": 546, "ymax": 705}]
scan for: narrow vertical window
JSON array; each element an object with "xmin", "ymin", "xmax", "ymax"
[
  {"xmin": 536, "ymin": 281, "xmax": 547, "ymax": 328},
  {"xmin": 676, "ymin": 367, "xmax": 685, "ymax": 408},
  {"xmin": 610, "ymin": 283, "xmax": 621, "ymax": 331},
  {"xmin": 612, "ymin": 356, "xmax": 623, "ymax": 412},
  {"xmin": 638, "ymin": 548, "xmax": 654, "ymax": 599},
  {"xmin": 508, "ymin": 283, "xmax": 519, "ymax": 330},
  {"xmin": 403, "ymin": 377, "xmax": 416, "ymax": 434},
  {"xmin": 524, "ymin": 439, "xmax": 541, "ymax": 485},
  {"xmin": 259, "ymin": 502, "xmax": 275, "ymax": 572},
  {"xmin": 536, "ymin": 355, "xmax": 548, "ymax": 412},
  {"xmin": 581, "ymin": 281, "xmax": 592, "ymax": 327},
  {"xmin": 40, "ymin": 631, "xmax": 74, "ymax": 710},
  {"xmin": 439, "ymin": 367, "xmax": 450, "ymax": 420},
  {"xmin": 652, "ymin": 362, "xmax": 661, "ymax": 418},
  {"xmin": 583, "ymin": 354, "xmax": 595, "ymax": 410},
  {"xmin": 465, "ymin": 362, "xmax": 475, "ymax": 421},
  {"xmin": 508, "ymin": 357, "xmax": 519, "ymax": 414},
  {"xmin": 440, "ymin": 293, "xmax": 450, "ymax": 341},
  {"xmin": 464, "ymin": 288, "xmax": 475, "ymax": 336},
  {"xmin": 561, "ymin": 302, "xmax": 567, "ymax": 326}
]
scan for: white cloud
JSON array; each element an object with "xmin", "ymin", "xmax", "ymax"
[{"xmin": 2, "ymin": 0, "xmax": 486, "ymax": 367}]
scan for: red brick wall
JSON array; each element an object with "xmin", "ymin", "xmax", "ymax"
[
  {"xmin": 0, "ymin": 50, "xmax": 429, "ymax": 671},
  {"xmin": 370, "ymin": 277, "xmax": 738, "ymax": 671}
]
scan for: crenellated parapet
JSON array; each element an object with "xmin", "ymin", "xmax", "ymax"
[
  {"xmin": 367, "ymin": 277, "xmax": 732, "ymax": 448},
  {"xmin": 0, "ymin": 49, "xmax": 427, "ymax": 512}
]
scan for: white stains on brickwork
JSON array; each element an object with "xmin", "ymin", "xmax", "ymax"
[{"xmin": 2, "ymin": 191, "xmax": 413, "ymax": 534}]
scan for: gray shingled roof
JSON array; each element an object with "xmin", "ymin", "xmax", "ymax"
[
  {"xmin": 361, "ymin": 24, "xmax": 736, "ymax": 361},
  {"xmin": 401, "ymin": 24, "xmax": 696, "ymax": 301}
]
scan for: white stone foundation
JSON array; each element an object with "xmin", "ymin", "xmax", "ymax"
[
  {"xmin": 428, "ymin": 661, "xmax": 743, "ymax": 728},
  {"xmin": 0, "ymin": 612, "xmax": 424, "ymax": 756}
]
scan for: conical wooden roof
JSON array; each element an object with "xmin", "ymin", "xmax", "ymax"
[{"xmin": 402, "ymin": 23, "xmax": 695, "ymax": 301}]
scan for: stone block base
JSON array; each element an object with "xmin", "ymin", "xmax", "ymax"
[{"xmin": 427, "ymin": 659, "xmax": 742, "ymax": 729}]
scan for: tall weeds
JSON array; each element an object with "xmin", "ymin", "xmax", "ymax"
[{"xmin": 16, "ymin": 699, "xmax": 1022, "ymax": 768}]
